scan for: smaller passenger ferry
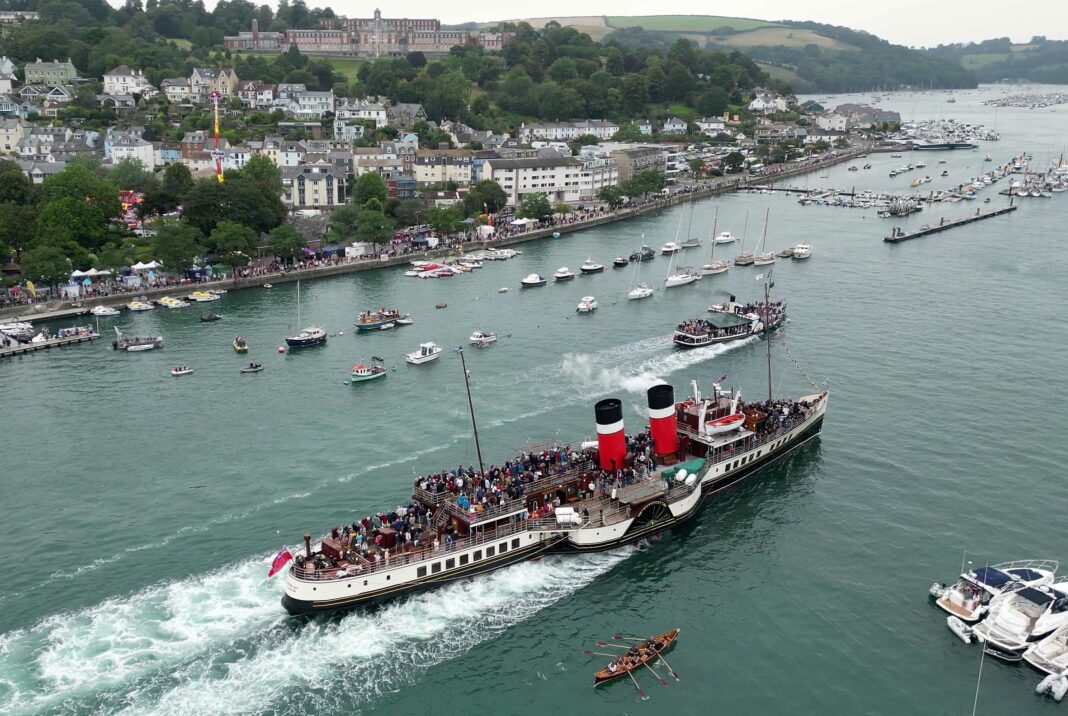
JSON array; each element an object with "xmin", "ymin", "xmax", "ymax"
[{"xmin": 672, "ymin": 296, "xmax": 786, "ymax": 349}]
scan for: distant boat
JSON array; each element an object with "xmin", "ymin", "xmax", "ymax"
[
  {"xmin": 579, "ymin": 257, "xmax": 605, "ymax": 274},
  {"xmin": 285, "ymin": 277, "xmax": 326, "ymax": 348},
  {"xmin": 469, "ymin": 331, "xmax": 497, "ymax": 347},
  {"xmin": 170, "ymin": 366, "xmax": 194, "ymax": 376},
  {"xmin": 554, "ymin": 267, "xmax": 575, "ymax": 281},
  {"xmin": 350, "ymin": 356, "xmax": 388, "ymax": 383},
  {"xmin": 793, "ymin": 243, "xmax": 813, "ymax": 259},
  {"xmin": 233, "ymin": 336, "xmax": 248, "ymax": 353},
  {"xmin": 406, "ymin": 342, "xmax": 442, "ymax": 364},
  {"xmin": 576, "ymin": 296, "xmax": 598, "ymax": 313},
  {"xmin": 753, "ymin": 210, "xmax": 775, "ymax": 266},
  {"xmin": 241, "ymin": 362, "xmax": 265, "ymax": 373},
  {"xmin": 199, "ymin": 313, "xmax": 222, "ymax": 322},
  {"xmin": 520, "ymin": 273, "xmax": 547, "ymax": 288},
  {"xmin": 701, "ymin": 209, "xmax": 729, "ymax": 276}
]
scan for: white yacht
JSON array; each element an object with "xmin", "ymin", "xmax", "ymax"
[
  {"xmin": 520, "ymin": 273, "xmax": 547, "ymax": 288},
  {"xmin": 579, "ymin": 257, "xmax": 605, "ymax": 274},
  {"xmin": 627, "ymin": 283, "xmax": 654, "ymax": 300},
  {"xmin": 126, "ymin": 300, "xmax": 154, "ymax": 311},
  {"xmin": 90, "ymin": 305, "xmax": 121, "ymax": 316},
  {"xmin": 972, "ymin": 581, "xmax": 1068, "ymax": 660},
  {"xmin": 469, "ymin": 331, "xmax": 497, "ymax": 347},
  {"xmin": 753, "ymin": 252, "xmax": 776, "ymax": 266},
  {"xmin": 714, "ymin": 231, "xmax": 738, "ymax": 244},
  {"xmin": 792, "ymin": 244, "xmax": 813, "ymax": 259},
  {"xmin": 701, "ymin": 210, "xmax": 728, "ymax": 275},
  {"xmin": 932, "ymin": 560, "xmax": 1058, "ymax": 623},
  {"xmin": 1025, "ymin": 624, "xmax": 1068, "ymax": 674},
  {"xmin": 665, "ymin": 267, "xmax": 699, "ymax": 288},
  {"xmin": 405, "ymin": 342, "xmax": 442, "ymax": 364},
  {"xmin": 554, "ymin": 267, "xmax": 575, "ymax": 281},
  {"xmin": 660, "ymin": 241, "xmax": 681, "ymax": 255},
  {"xmin": 576, "ymin": 296, "xmax": 598, "ymax": 313}
]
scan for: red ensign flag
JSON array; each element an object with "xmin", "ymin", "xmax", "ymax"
[{"xmin": 268, "ymin": 546, "xmax": 293, "ymax": 577}]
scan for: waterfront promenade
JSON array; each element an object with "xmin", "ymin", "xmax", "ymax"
[{"xmin": 1, "ymin": 147, "xmax": 871, "ymax": 324}]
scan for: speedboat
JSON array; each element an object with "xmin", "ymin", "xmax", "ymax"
[
  {"xmin": 931, "ymin": 560, "xmax": 1058, "ymax": 623},
  {"xmin": 351, "ymin": 356, "xmax": 388, "ymax": 383},
  {"xmin": 233, "ymin": 336, "xmax": 249, "ymax": 353},
  {"xmin": 629, "ymin": 247, "xmax": 655, "ymax": 262},
  {"xmin": 126, "ymin": 300, "xmax": 154, "ymax": 311},
  {"xmin": 459, "ymin": 259, "xmax": 483, "ymax": 270},
  {"xmin": 90, "ymin": 305, "xmax": 120, "ymax": 316},
  {"xmin": 665, "ymin": 268, "xmax": 699, "ymax": 288},
  {"xmin": 700, "ymin": 259, "xmax": 728, "ymax": 275},
  {"xmin": 520, "ymin": 273, "xmax": 546, "ymax": 288},
  {"xmin": 580, "ymin": 257, "xmax": 605, "ymax": 274},
  {"xmin": 170, "ymin": 366, "xmax": 194, "ymax": 376},
  {"xmin": 972, "ymin": 581, "xmax": 1068, "ymax": 661},
  {"xmin": 0, "ymin": 321, "xmax": 34, "ymax": 340},
  {"xmin": 627, "ymin": 283, "xmax": 654, "ymax": 300},
  {"xmin": 285, "ymin": 326, "xmax": 327, "ymax": 348},
  {"xmin": 554, "ymin": 267, "xmax": 575, "ymax": 281},
  {"xmin": 199, "ymin": 313, "xmax": 222, "ymax": 322},
  {"xmin": 497, "ymin": 287, "xmax": 510, "ymax": 293},
  {"xmin": 660, "ymin": 242, "xmax": 681, "ymax": 255},
  {"xmin": 241, "ymin": 363, "xmax": 265, "ymax": 373},
  {"xmin": 469, "ymin": 331, "xmax": 497, "ymax": 347},
  {"xmin": 714, "ymin": 231, "xmax": 738, "ymax": 244},
  {"xmin": 576, "ymin": 296, "xmax": 598, "ymax": 313},
  {"xmin": 1024, "ymin": 624, "xmax": 1068, "ymax": 674},
  {"xmin": 395, "ymin": 317, "xmax": 414, "ymax": 326},
  {"xmin": 753, "ymin": 252, "xmax": 776, "ymax": 266},
  {"xmin": 405, "ymin": 342, "xmax": 442, "ymax": 364},
  {"xmin": 792, "ymin": 244, "xmax": 813, "ymax": 259},
  {"xmin": 158, "ymin": 296, "xmax": 190, "ymax": 308},
  {"xmin": 612, "ymin": 257, "xmax": 629, "ymax": 268},
  {"xmin": 189, "ymin": 291, "xmax": 219, "ymax": 303}
]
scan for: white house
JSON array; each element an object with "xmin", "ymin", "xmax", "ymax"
[
  {"xmin": 109, "ymin": 135, "xmax": 154, "ymax": 170},
  {"xmin": 695, "ymin": 117, "xmax": 727, "ymax": 135},
  {"xmin": 815, "ymin": 112, "xmax": 849, "ymax": 132},
  {"xmin": 517, "ymin": 119, "xmax": 621, "ymax": 143},
  {"xmin": 335, "ymin": 97, "xmax": 388, "ymax": 128},
  {"xmin": 747, "ymin": 92, "xmax": 781, "ymax": 114},
  {"xmin": 160, "ymin": 78, "xmax": 190, "ymax": 103},
  {"xmin": 482, "ymin": 154, "xmax": 612, "ymax": 206},
  {"xmin": 281, "ymin": 163, "xmax": 345, "ymax": 209},
  {"xmin": 103, "ymin": 65, "xmax": 153, "ymax": 96},
  {"xmin": 288, "ymin": 90, "xmax": 334, "ymax": 119},
  {"xmin": 660, "ymin": 117, "xmax": 688, "ymax": 135}
]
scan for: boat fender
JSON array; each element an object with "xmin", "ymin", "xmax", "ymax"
[
  {"xmin": 1054, "ymin": 676, "xmax": 1068, "ymax": 702},
  {"xmin": 946, "ymin": 616, "xmax": 972, "ymax": 644},
  {"xmin": 1037, "ymin": 673, "xmax": 1058, "ymax": 695},
  {"xmin": 684, "ymin": 474, "xmax": 697, "ymax": 487},
  {"xmin": 929, "ymin": 582, "xmax": 946, "ymax": 599}
]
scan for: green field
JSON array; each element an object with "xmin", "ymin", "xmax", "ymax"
[
  {"xmin": 324, "ymin": 56, "xmax": 364, "ymax": 80},
  {"xmin": 960, "ymin": 52, "xmax": 1011, "ymax": 69},
  {"xmin": 717, "ymin": 27, "xmax": 853, "ymax": 50},
  {"xmin": 605, "ymin": 15, "xmax": 779, "ymax": 32},
  {"xmin": 755, "ymin": 61, "xmax": 801, "ymax": 84}
]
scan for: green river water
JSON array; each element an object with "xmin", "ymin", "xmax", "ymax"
[{"xmin": 2, "ymin": 86, "xmax": 1068, "ymax": 715}]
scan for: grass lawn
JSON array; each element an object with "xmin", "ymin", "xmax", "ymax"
[
  {"xmin": 605, "ymin": 15, "xmax": 778, "ymax": 32},
  {"xmin": 716, "ymin": 27, "xmax": 854, "ymax": 50},
  {"xmin": 960, "ymin": 53, "xmax": 1011, "ymax": 69},
  {"xmin": 324, "ymin": 56, "xmax": 364, "ymax": 80},
  {"xmin": 756, "ymin": 61, "xmax": 801, "ymax": 84}
]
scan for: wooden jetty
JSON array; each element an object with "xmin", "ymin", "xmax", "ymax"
[
  {"xmin": 884, "ymin": 205, "xmax": 1018, "ymax": 243},
  {"xmin": 0, "ymin": 332, "xmax": 101, "ymax": 358}
]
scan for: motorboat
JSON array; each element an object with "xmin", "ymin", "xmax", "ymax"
[
  {"xmin": 262, "ymin": 283, "xmax": 273, "ymax": 288},
  {"xmin": 520, "ymin": 273, "xmax": 547, "ymax": 288},
  {"xmin": 405, "ymin": 342, "xmax": 442, "ymax": 364},
  {"xmin": 0, "ymin": 321, "xmax": 34, "ymax": 340},
  {"xmin": 931, "ymin": 560, "xmax": 1059, "ymax": 623},
  {"xmin": 112, "ymin": 327, "xmax": 163, "ymax": 351},
  {"xmin": 199, "ymin": 313, "xmax": 222, "ymax": 322},
  {"xmin": 612, "ymin": 257, "xmax": 629, "ymax": 268},
  {"xmin": 972, "ymin": 581, "xmax": 1068, "ymax": 661},
  {"xmin": 90, "ymin": 305, "xmax": 120, "ymax": 316},
  {"xmin": 660, "ymin": 241, "xmax": 681, "ymax": 255},
  {"xmin": 1024, "ymin": 624, "xmax": 1068, "ymax": 674},
  {"xmin": 395, "ymin": 317, "xmax": 414, "ymax": 326},
  {"xmin": 497, "ymin": 287, "xmax": 510, "ymax": 293},
  {"xmin": 233, "ymin": 336, "xmax": 249, "ymax": 353},
  {"xmin": 469, "ymin": 331, "xmax": 497, "ymax": 347},
  {"xmin": 189, "ymin": 291, "xmax": 219, "ymax": 303},
  {"xmin": 665, "ymin": 267, "xmax": 699, "ymax": 288},
  {"xmin": 459, "ymin": 259, "xmax": 483, "ymax": 270},
  {"xmin": 941, "ymin": 170, "xmax": 949, "ymax": 177},
  {"xmin": 579, "ymin": 257, "xmax": 605, "ymax": 274},
  {"xmin": 576, "ymin": 296, "xmax": 598, "ymax": 313},
  {"xmin": 792, "ymin": 244, "xmax": 813, "ymax": 259},
  {"xmin": 351, "ymin": 356, "xmax": 388, "ymax": 383},
  {"xmin": 554, "ymin": 267, "xmax": 575, "ymax": 281},
  {"xmin": 170, "ymin": 366, "xmax": 194, "ymax": 376},
  {"xmin": 356, "ymin": 308, "xmax": 406, "ymax": 330},
  {"xmin": 126, "ymin": 300, "xmax": 154, "ymax": 311},
  {"xmin": 158, "ymin": 296, "xmax": 190, "ymax": 309},
  {"xmin": 241, "ymin": 363, "xmax": 265, "ymax": 373},
  {"xmin": 285, "ymin": 326, "xmax": 327, "ymax": 348},
  {"xmin": 714, "ymin": 231, "xmax": 738, "ymax": 244},
  {"xmin": 629, "ymin": 246, "xmax": 655, "ymax": 262},
  {"xmin": 627, "ymin": 283, "xmax": 654, "ymax": 300}
]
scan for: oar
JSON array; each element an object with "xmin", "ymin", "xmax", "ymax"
[
  {"xmin": 584, "ymin": 650, "xmax": 620, "ymax": 657},
  {"xmin": 640, "ymin": 658, "xmax": 669, "ymax": 686},
  {"xmin": 614, "ymin": 636, "xmax": 680, "ymax": 680},
  {"xmin": 614, "ymin": 635, "xmax": 646, "ymax": 642},
  {"xmin": 626, "ymin": 669, "xmax": 648, "ymax": 701},
  {"xmin": 654, "ymin": 652, "xmax": 681, "ymax": 681},
  {"xmin": 598, "ymin": 641, "xmax": 629, "ymax": 649}
]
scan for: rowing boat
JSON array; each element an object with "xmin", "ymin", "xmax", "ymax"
[{"xmin": 593, "ymin": 628, "xmax": 680, "ymax": 684}]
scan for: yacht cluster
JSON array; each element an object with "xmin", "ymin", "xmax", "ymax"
[
  {"xmin": 983, "ymin": 92, "xmax": 1068, "ymax": 109},
  {"xmin": 890, "ymin": 118, "xmax": 999, "ymax": 144}
]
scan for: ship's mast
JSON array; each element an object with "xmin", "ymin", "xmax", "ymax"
[{"xmin": 458, "ymin": 348, "xmax": 486, "ymax": 479}]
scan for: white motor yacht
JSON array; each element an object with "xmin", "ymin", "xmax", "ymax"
[
  {"xmin": 627, "ymin": 283, "xmax": 654, "ymax": 300},
  {"xmin": 792, "ymin": 244, "xmax": 813, "ymax": 259},
  {"xmin": 405, "ymin": 342, "xmax": 442, "ymax": 364},
  {"xmin": 469, "ymin": 331, "xmax": 497, "ymax": 347},
  {"xmin": 660, "ymin": 241, "xmax": 681, "ymax": 255},
  {"xmin": 931, "ymin": 560, "xmax": 1059, "ymax": 623},
  {"xmin": 972, "ymin": 581, "xmax": 1068, "ymax": 661},
  {"xmin": 714, "ymin": 231, "xmax": 738, "ymax": 244},
  {"xmin": 579, "ymin": 257, "xmax": 605, "ymax": 274},
  {"xmin": 521, "ymin": 273, "xmax": 547, "ymax": 288},
  {"xmin": 126, "ymin": 300, "xmax": 154, "ymax": 311},
  {"xmin": 1025, "ymin": 624, "xmax": 1068, "ymax": 674},
  {"xmin": 576, "ymin": 296, "xmax": 598, "ymax": 313},
  {"xmin": 90, "ymin": 305, "xmax": 121, "ymax": 316},
  {"xmin": 554, "ymin": 267, "xmax": 575, "ymax": 281}
]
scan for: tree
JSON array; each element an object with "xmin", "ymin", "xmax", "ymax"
[
  {"xmin": 598, "ymin": 185, "xmax": 625, "ymax": 207},
  {"xmin": 428, "ymin": 205, "xmax": 462, "ymax": 235},
  {"xmin": 183, "ymin": 179, "xmax": 285, "ymax": 236},
  {"xmin": 517, "ymin": 192, "xmax": 552, "ymax": 220},
  {"xmin": 228, "ymin": 153, "xmax": 283, "ymax": 196},
  {"xmin": 21, "ymin": 244, "xmax": 73, "ymax": 289},
  {"xmin": 554, "ymin": 202, "xmax": 572, "ymax": 215},
  {"xmin": 208, "ymin": 221, "xmax": 259, "ymax": 259},
  {"xmin": 353, "ymin": 171, "xmax": 388, "ymax": 208},
  {"xmin": 41, "ymin": 165, "xmax": 121, "ymax": 222},
  {"xmin": 688, "ymin": 158, "xmax": 705, "ymax": 176},
  {"xmin": 354, "ymin": 207, "xmax": 394, "ymax": 250},
  {"xmin": 621, "ymin": 170, "xmax": 666, "ymax": 197},
  {"xmin": 723, "ymin": 151, "xmax": 745, "ymax": 173},
  {"xmin": 0, "ymin": 160, "xmax": 36, "ymax": 205},
  {"xmin": 462, "ymin": 180, "xmax": 508, "ymax": 216},
  {"xmin": 267, "ymin": 224, "xmax": 305, "ymax": 263},
  {"xmin": 152, "ymin": 220, "xmax": 202, "ymax": 272},
  {"xmin": 108, "ymin": 157, "xmax": 154, "ymax": 191},
  {"xmin": 326, "ymin": 202, "xmax": 360, "ymax": 243},
  {"xmin": 161, "ymin": 162, "xmax": 194, "ymax": 198},
  {"xmin": 0, "ymin": 203, "xmax": 37, "ymax": 258},
  {"xmin": 36, "ymin": 196, "xmax": 111, "ymax": 252}
]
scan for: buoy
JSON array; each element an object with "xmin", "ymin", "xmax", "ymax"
[
  {"xmin": 278, "ymin": 346, "xmax": 286, "ymax": 353},
  {"xmin": 338, "ymin": 331, "xmax": 344, "ymax": 336}
]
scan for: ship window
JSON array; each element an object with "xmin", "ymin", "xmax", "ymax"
[
  {"xmin": 446, "ymin": 558, "xmax": 455, "ymax": 569},
  {"xmin": 512, "ymin": 539, "xmax": 520, "ymax": 548},
  {"xmin": 364, "ymin": 580, "xmax": 368, "ymax": 585},
  {"xmin": 417, "ymin": 566, "xmax": 427, "ymax": 577},
  {"xmin": 432, "ymin": 562, "xmax": 442, "ymax": 574},
  {"xmin": 499, "ymin": 542, "xmax": 508, "ymax": 553},
  {"xmin": 460, "ymin": 554, "xmax": 469, "ymax": 566},
  {"xmin": 486, "ymin": 546, "xmax": 495, "ymax": 557},
  {"xmin": 386, "ymin": 575, "xmax": 390, "ymax": 580},
  {"xmin": 474, "ymin": 550, "xmax": 482, "ymax": 561}
]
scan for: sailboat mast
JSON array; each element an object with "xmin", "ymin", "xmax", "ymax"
[
  {"xmin": 709, "ymin": 208, "xmax": 718, "ymax": 262},
  {"xmin": 296, "ymin": 275, "xmax": 301, "ymax": 326},
  {"xmin": 458, "ymin": 347, "xmax": 486, "ymax": 478}
]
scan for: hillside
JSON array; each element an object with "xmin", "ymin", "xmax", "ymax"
[
  {"xmin": 926, "ymin": 37, "xmax": 1068, "ymax": 83},
  {"xmin": 506, "ymin": 15, "xmax": 977, "ymax": 92}
]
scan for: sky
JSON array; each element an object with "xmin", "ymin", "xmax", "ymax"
[{"xmin": 323, "ymin": 0, "xmax": 1067, "ymax": 48}]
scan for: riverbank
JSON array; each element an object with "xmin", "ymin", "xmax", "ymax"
[{"xmin": 2, "ymin": 147, "xmax": 872, "ymax": 324}]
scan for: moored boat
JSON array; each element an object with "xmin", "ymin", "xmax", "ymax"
[
  {"xmin": 612, "ymin": 257, "xmax": 629, "ymax": 268},
  {"xmin": 660, "ymin": 241, "xmax": 681, "ymax": 255},
  {"xmin": 792, "ymin": 244, "xmax": 813, "ymax": 259},
  {"xmin": 930, "ymin": 560, "xmax": 1058, "ymax": 623},
  {"xmin": 126, "ymin": 300, "xmax": 154, "ymax": 312},
  {"xmin": 628, "ymin": 246, "xmax": 655, "ymax": 262},
  {"xmin": 405, "ymin": 342, "xmax": 442, "ymax": 364},
  {"xmin": 233, "ymin": 336, "xmax": 249, "ymax": 353},
  {"xmin": 973, "ymin": 581, "xmax": 1068, "ymax": 660},
  {"xmin": 576, "ymin": 296, "xmax": 598, "ymax": 313},
  {"xmin": 355, "ymin": 308, "xmax": 406, "ymax": 331},
  {"xmin": 286, "ymin": 326, "xmax": 327, "ymax": 348},
  {"xmin": 520, "ymin": 273, "xmax": 547, "ymax": 288},
  {"xmin": 554, "ymin": 267, "xmax": 575, "ymax": 282},
  {"xmin": 112, "ymin": 327, "xmax": 163, "ymax": 351},
  {"xmin": 469, "ymin": 331, "xmax": 497, "ymax": 347},
  {"xmin": 580, "ymin": 257, "xmax": 605, "ymax": 274},
  {"xmin": 90, "ymin": 305, "xmax": 121, "ymax": 316},
  {"xmin": 351, "ymin": 356, "xmax": 388, "ymax": 383}
]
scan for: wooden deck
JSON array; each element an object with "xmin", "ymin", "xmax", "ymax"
[
  {"xmin": 0, "ymin": 332, "xmax": 101, "ymax": 359},
  {"xmin": 884, "ymin": 205, "xmax": 1018, "ymax": 243}
]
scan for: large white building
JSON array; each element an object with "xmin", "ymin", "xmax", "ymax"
[
  {"xmin": 108, "ymin": 134, "xmax": 154, "ymax": 169},
  {"xmin": 482, "ymin": 154, "xmax": 616, "ymax": 206},
  {"xmin": 516, "ymin": 119, "xmax": 621, "ymax": 144},
  {"xmin": 412, "ymin": 149, "xmax": 473, "ymax": 186},
  {"xmin": 281, "ymin": 163, "xmax": 345, "ymax": 208},
  {"xmin": 103, "ymin": 65, "xmax": 154, "ymax": 97}
]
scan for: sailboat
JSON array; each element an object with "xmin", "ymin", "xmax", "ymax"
[
  {"xmin": 627, "ymin": 235, "xmax": 654, "ymax": 300},
  {"xmin": 734, "ymin": 211, "xmax": 754, "ymax": 266},
  {"xmin": 700, "ymin": 208, "xmax": 729, "ymax": 276},
  {"xmin": 285, "ymin": 275, "xmax": 327, "ymax": 348},
  {"xmin": 680, "ymin": 203, "xmax": 701, "ymax": 248},
  {"xmin": 753, "ymin": 210, "xmax": 775, "ymax": 266}
]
